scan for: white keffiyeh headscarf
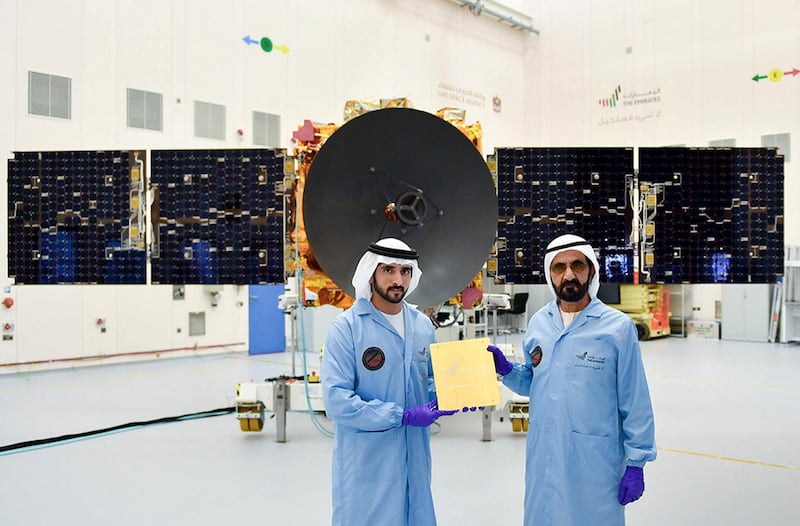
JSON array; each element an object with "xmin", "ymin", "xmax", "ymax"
[
  {"xmin": 351, "ymin": 238, "xmax": 422, "ymax": 301},
  {"xmin": 543, "ymin": 234, "xmax": 600, "ymax": 300}
]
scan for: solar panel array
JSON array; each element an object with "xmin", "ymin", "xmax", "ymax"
[
  {"xmin": 7, "ymin": 148, "xmax": 287, "ymax": 285},
  {"xmin": 492, "ymin": 147, "xmax": 784, "ymax": 285}
]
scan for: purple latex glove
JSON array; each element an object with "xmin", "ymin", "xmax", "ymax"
[
  {"xmin": 402, "ymin": 397, "xmax": 457, "ymax": 427},
  {"xmin": 487, "ymin": 345, "xmax": 513, "ymax": 376},
  {"xmin": 618, "ymin": 466, "xmax": 645, "ymax": 505}
]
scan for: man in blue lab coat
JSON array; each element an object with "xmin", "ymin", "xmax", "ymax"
[
  {"xmin": 489, "ymin": 234, "xmax": 656, "ymax": 525},
  {"xmin": 322, "ymin": 238, "xmax": 456, "ymax": 526}
]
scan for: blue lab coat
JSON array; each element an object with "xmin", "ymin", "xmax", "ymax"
[
  {"xmin": 502, "ymin": 298, "xmax": 656, "ymax": 526},
  {"xmin": 322, "ymin": 298, "xmax": 437, "ymax": 526}
]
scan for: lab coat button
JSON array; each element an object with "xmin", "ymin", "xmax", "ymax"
[{"xmin": 550, "ymin": 392, "xmax": 557, "ymax": 400}]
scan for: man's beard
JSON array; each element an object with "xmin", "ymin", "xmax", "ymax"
[
  {"xmin": 555, "ymin": 278, "xmax": 590, "ymax": 303},
  {"xmin": 374, "ymin": 283, "xmax": 407, "ymax": 304}
]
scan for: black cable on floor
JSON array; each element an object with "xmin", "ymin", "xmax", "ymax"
[{"xmin": 0, "ymin": 406, "xmax": 235, "ymax": 456}]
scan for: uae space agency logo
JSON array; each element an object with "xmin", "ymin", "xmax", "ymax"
[
  {"xmin": 598, "ymin": 84, "xmax": 661, "ymax": 108},
  {"xmin": 597, "ymin": 83, "xmax": 662, "ymax": 126},
  {"xmin": 575, "ymin": 351, "xmax": 606, "ymax": 367},
  {"xmin": 598, "ymin": 85, "xmax": 622, "ymax": 107},
  {"xmin": 492, "ymin": 95, "xmax": 502, "ymax": 113}
]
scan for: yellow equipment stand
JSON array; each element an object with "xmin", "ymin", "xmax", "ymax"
[{"xmin": 606, "ymin": 284, "xmax": 671, "ymax": 340}]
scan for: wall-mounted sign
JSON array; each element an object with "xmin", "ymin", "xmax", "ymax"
[
  {"xmin": 752, "ymin": 67, "xmax": 799, "ymax": 83},
  {"xmin": 596, "ymin": 84, "xmax": 662, "ymax": 126},
  {"xmin": 242, "ymin": 35, "xmax": 289, "ymax": 54}
]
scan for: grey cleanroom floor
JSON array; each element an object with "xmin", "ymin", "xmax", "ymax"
[{"xmin": 1, "ymin": 332, "xmax": 798, "ymax": 526}]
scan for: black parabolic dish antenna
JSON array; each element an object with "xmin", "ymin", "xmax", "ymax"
[{"xmin": 303, "ymin": 107, "xmax": 498, "ymax": 309}]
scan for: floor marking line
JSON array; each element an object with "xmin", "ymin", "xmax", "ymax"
[{"xmin": 659, "ymin": 447, "xmax": 800, "ymax": 471}]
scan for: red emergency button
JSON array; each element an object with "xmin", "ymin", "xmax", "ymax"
[{"xmin": 2, "ymin": 297, "xmax": 13, "ymax": 309}]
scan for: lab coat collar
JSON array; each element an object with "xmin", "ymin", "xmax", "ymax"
[
  {"xmin": 352, "ymin": 298, "xmax": 406, "ymax": 337},
  {"xmin": 547, "ymin": 297, "xmax": 605, "ymax": 331}
]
